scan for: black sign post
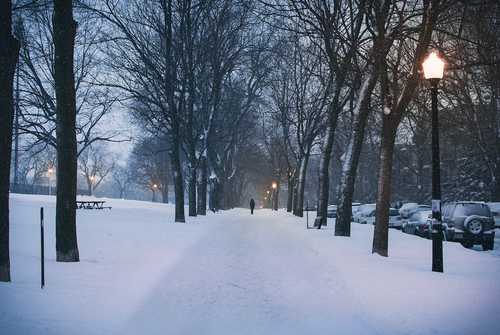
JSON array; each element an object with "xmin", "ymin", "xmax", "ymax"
[
  {"xmin": 40, "ymin": 207, "xmax": 45, "ymax": 289},
  {"xmin": 306, "ymin": 201, "xmax": 309, "ymax": 229}
]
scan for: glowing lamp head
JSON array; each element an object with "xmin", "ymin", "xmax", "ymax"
[
  {"xmin": 272, "ymin": 182, "xmax": 277, "ymax": 189},
  {"xmin": 153, "ymin": 184, "xmax": 158, "ymax": 188},
  {"xmin": 422, "ymin": 52, "xmax": 445, "ymax": 80},
  {"xmin": 47, "ymin": 168, "xmax": 54, "ymax": 174}
]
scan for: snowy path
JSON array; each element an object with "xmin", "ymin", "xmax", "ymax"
[
  {"xmin": 119, "ymin": 211, "xmax": 373, "ymax": 335},
  {"xmin": 1, "ymin": 195, "xmax": 500, "ymax": 335}
]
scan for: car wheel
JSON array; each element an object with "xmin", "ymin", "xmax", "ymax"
[
  {"xmin": 465, "ymin": 216, "xmax": 483, "ymax": 235},
  {"xmin": 461, "ymin": 239, "xmax": 474, "ymax": 248},
  {"xmin": 482, "ymin": 238, "xmax": 494, "ymax": 251}
]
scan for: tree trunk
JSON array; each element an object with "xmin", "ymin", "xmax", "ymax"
[
  {"xmin": 53, "ymin": 0, "xmax": 79, "ymax": 262},
  {"xmin": 292, "ymin": 182, "xmax": 298, "ymax": 214},
  {"xmin": 162, "ymin": 0, "xmax": 183, "ymax": 221},
  {"xmin": 316, "ymin": 119, "xmax": 336, "ymax": 223},
  {"xmin": 13, "ymin": 56, "xmax": 20, "ymax": 188},
  {"xmin": 188, "ymin": 165, "xmax": 197, "ymax": 216},
  {"xmin": 372, "ymin": 117, "xmax": 397, "ymax": 256},
  {"xmin": 211, "ymin": 178, "xmax": 222, "ymax": 211},
  {"xmin": 0, "ymin": 0, "xmax": 20, "ymax": 282},
  {"xmin": 170, "ymin": 129, "xmax": 185, "ymax": 222},
  {"xmin": 493, "ymin": 158, "xmax": 500, "ymax": 201},
  {"xmin": 160, "ymin": 144, "xmax": 169, "ymax": 203},
  {"xmin": 161, "ymin": 184, "xmax": 168, "ymax": 203},
  {"xmin": 197, "ymin": 157, "xmax": 207, "ymax": 215},
  {"xmin": 294, "ymin": 154, "xmax": 310, "ymax": 217},
  {"xmin": 336, "ymin": 71, "xmax": 378, "ymax": 236},
  {"xmin": 273, "ymin": 182, "xmax": 280, "ymax": 210},
  {"xmin": 286, "ymin": 172, "xmax": 294, "ymax": 212}
]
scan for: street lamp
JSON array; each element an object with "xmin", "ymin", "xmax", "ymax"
[
  {"xmin": 152, "ymin": 183, "xmax": 158, "ymax": 202},
  {"xmin": 271, "ymin": 182, "xmax": 278, "ymax": 211},
  {"xmin": 423, "ymin": 51, "xmax": 445, "ymax": 273},
  {"xmin": 47, "ymin": 167, "xmax": 54, "ymax": 196}
]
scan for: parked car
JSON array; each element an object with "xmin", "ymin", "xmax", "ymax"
[
  {"xmin": 487, "ymin": 202, "xmax": 500, "ymax": 228},
  {"xmin": 388, "ymin": 208, "xmax": 403, "ymax": 229},
  {"xmin": 327, "ymin": 205, "xmax": 337, "ymax": 218},
  {"xmin": 399, "ymin": 203, "xmax": 418, "ymax": 219},
  {"xmin": 402, "ymin": 210, "xmax": 432, "ymax": 236},
  {"xmin": 351, "ymin": 203, "xmax": 362, "ymax": 219},
  {"xmin": 442, "ymin": 202, "xmax": 495, "ymax": 250},
  {"xmin": 399, "ymin": 203, "xmax": 431, "ymax": 219},
  {"xmin": 354, "ymin": 204, "xmax": 376, "ymax": 224},
  {"xmin": 362, "ymin": 207, "xmax": 401, "ymax": 227}
]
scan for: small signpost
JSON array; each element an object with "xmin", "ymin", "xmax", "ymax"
[
  {"xmin": 306, "ymin": 201, "xmax": 309, "ymax": 229},
  {"xmin": 40, "ymin": 207, "xmax": 45, "ymax": 289}
]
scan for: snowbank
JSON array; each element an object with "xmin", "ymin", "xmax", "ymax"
[{"xmin": 1, "ymin": 194, "xmax": 499, "ymax": 335}]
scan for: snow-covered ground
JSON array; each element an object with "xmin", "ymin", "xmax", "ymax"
[{"xmin": 1, "ymin": 194, "xmax": 500, "ymax": 335}]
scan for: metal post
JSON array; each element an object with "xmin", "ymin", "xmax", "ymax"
[
  {"xmin": 306, "ymin": 200, "xmax": 309, "ymax": 229},
  {"xmin": 273, "ymin": 187, "xmax": 279, "ymax": 211},
  {"xmin": 430, "ymin": 79, "xmax": 443, "ymax": 273},
  {"xmin": 48, "ymin": 177, "xmax": 51, "ymax": 196},
  {"xmin": 40, "ymin": 207, "xmax": 45, "ymax": 288}
]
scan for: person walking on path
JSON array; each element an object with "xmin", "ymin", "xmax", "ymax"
[{"xmin": 250, "ymin": 198, "xmax": 255, "ymax": 215}]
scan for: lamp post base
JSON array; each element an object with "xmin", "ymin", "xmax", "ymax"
[{"xmin": 432, "ymin": 225, "xmax": 443, "ymax": 272}]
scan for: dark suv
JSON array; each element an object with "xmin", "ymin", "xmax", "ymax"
[{"xmin": 442, "ymin": 202, "xmax": 495, "ymax": 250}]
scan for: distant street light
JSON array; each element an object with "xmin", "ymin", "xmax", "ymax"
[
  {"xmin": 423, "ymin": 51, "xmax": 445, "ymax": 273},
  {"xmin": 152, "ymin": 183, "xmax": 158, "ymax": 202},
  {"xmin": 47, "ymin": 167, "xmax": 54, "ymax": 196},
  {"xmin": 271, "ymin": 182, "xmax": 278, "ymax": 211}
]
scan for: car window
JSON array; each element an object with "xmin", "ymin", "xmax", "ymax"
[
  {"xmin": 389, "ymin": 209, "xmax": 399, "ymax": 216},
  {"xmin": 409, "ymin": 212, "xmax": 420, "ymax": 221},
  {"xmin": 453, "ymin": 203, "xmax": 491, "ymax": 217},
  {"xmin": 360, "ymin": 205, "xmax": 375, "ymax": 214}
]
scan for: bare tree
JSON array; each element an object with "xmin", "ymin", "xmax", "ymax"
[
  {"xmin": 112, "ymin": 165, "xmax": 132, "ymax": 199},
  {"xmin": 335, "ymin": 0, "xmax": 395, "ymax": 235},
  {"xmin": 129, "ymin": 136, "xmax": 171, "ymax": 203},
  {"xmin": 0, "ymin": 0, "xmax": 20, "ymax": 282},
  {"xmin": 266, "ymin": 35, "xmax": 329, "ymax": 217},
  {"xmin": 372, "ymin": 0, "xmax": 443, "ymax": 257},
  {"xmin": 53, "ymin": 0, "xmax": 80, "ymax": 262},
  {"xmin": 78, "ymin": 144, "xmax": 115, "ymax": 196},
  {"xmin": 15, "ymin": 5, "xmax": 123, "ymax": 157}
]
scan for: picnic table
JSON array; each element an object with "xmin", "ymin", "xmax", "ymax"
[{"xmin": 76, "ymin": 200, "xmax": 112, "ymax": 210}]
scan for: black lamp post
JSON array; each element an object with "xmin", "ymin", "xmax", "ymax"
[
  {"xmin": 423, "ymin": 51, "xmax": 445, "ymax": 273},
  {"xmin": 272, "ymin": 182, "xmax": 278, "ymax": 211}
]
